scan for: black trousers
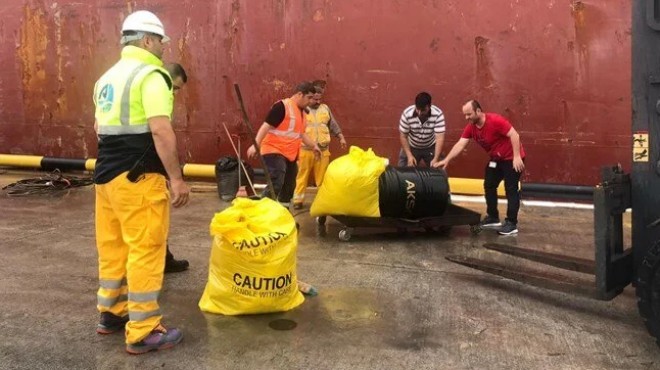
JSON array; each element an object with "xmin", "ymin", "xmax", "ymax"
[
  {"xmin": 262, "ymin": 153, "xmax": 298, "ymax": 204},
  {"xmin": 484, "ymin": 160, "xmax": 522, "ymax": 224},
  {"xmin": 398, "ymin": 147, "xmax": 435, "ymax": 167}
]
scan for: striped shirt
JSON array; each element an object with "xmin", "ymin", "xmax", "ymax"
[{"xmin": 399, "ymin": 104, "xmax": 445, "ymax": 149}]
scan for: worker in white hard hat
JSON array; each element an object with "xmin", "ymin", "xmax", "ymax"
[
  {"xmin": 120, "ymin": 10, "xmax": 171, "ymax": 46},
  {"xmin": 92, "ymin": 10, "xmax": 188, "ymax": 355}
]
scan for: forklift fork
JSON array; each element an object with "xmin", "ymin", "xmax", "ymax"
[{"xmin": 446, "ymin": 166, "xmax": 634, "ymax": 301}]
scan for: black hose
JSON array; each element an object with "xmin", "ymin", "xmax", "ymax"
[{"xmin": 2, "ymin": 170, "xmax": 93, "ymax": 196}]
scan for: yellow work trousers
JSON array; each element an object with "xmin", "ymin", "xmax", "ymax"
[
  {"xmin": 294, "ymin": 148, "xmax": 330, "ymax": 205},
  {"xmin": 95, "ymin": 172, "xmax": 170, "ymax": 344}
]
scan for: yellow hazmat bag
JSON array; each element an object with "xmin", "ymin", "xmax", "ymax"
[
  {"xmin": 310, "ymin": 146, "xmax": 388, "ymax": 217},
  {"xmin": 199, "ymin": 197, "xmax": 305, "ymax": 315}
]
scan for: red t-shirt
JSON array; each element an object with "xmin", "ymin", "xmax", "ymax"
[{"xmin": 461, "ymin": 113, "xmax": 525, "ymax": 160}]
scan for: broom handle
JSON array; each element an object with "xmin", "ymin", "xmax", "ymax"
[{"xmin": 233, "ymin": 83, "xmax": 276, "ymax": 198}]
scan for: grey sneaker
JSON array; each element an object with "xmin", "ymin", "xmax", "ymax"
[
  {"xmin": 498, "ymin": 220, "xmax": 518, "ymax": 235},
  {"xmin": 480, "ymin": 215, "xmax": 501, "ymax": 228},
  {"xmin": 126, "ymin": 325, "xmax": 183, "ymax": 355}
]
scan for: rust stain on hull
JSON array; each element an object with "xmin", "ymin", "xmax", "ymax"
[
  {"xmin": 571, "ymin": 1, "xmax": 589, "ymax": 88},
  {"xmin": 223, "ymin": 0, "xmax": 242, "ymax": 66},
  {"xmin": 18, "ymin": 4, "xmax": 48, "ymax": 124},
  {"xmin": 475, "ymin": 36, "xmax": 495, "ymax": 91}
]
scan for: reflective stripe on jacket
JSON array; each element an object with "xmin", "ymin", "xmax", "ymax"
[{"xmin": 261, "ymin": 98, "xmax": 305, "ymax": 161}]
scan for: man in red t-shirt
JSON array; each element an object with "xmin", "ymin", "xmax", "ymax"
[{"xmin": 434, "ymin": 100, "xmax": 525, "ymax": 235}]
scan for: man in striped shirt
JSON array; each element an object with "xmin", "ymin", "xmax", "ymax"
[{"xmin": 398, "ymin": 92, "xmax": 446, "ymax": 167}]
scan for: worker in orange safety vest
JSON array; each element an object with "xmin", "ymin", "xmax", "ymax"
[{"xmin": 247, "ymin": 81, "xmax": 322, "ymax": 207}]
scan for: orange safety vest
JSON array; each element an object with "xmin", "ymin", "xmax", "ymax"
[{"xmin": 261, "ymin": 98, "xmax": 306, "ymax": 161}]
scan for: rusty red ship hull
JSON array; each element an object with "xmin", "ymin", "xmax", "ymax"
[{"xmin": 0, "ymin": 0, "xmax": 631, "ymax": 185}]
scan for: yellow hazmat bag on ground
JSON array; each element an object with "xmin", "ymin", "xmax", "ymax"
[
  {"xmin": 199, "ymin": 197, "xmax": 305, "ymax": 315},
  {"xmin": 310, "ymin": 146, "xmax": 388, "ymax": 217}
]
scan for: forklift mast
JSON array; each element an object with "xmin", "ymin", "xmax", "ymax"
[
  {"xmin": 630, "ymin": 0, "xmax": 660, "ymax": 345},
  {"xmin": 632, "ymin": 0, "xmax": 660, "ymax": 277},
  {"xmin": 577, "ymin": 0, "xmax": 660, "ymax": 299}
]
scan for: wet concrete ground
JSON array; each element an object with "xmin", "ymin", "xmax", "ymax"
[{"xmin": 1, "ymin": 170, "xmax": 659, "ymax": 370}]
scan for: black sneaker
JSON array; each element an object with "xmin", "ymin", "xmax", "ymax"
[
  {"xmin": 165, "ymin": 258, "xmax": 189, "ymax": 273},
  {"xmin": 498, "ymin": 220, "xmax": 518, "ymax": 235},
  {"xmin": 97, "ymin": 312, "xmax": 129, "ymax": 334},
  {"xmin": 480, "ymin": 215, "xmax": 501, "ymax": 228}
]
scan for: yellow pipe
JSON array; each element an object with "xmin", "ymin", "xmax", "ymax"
[
  {"xmin": 0, "ymin": 153, "xmax": 508, "ymax": 196},
  {"xmin": 449, "ymin": 177, "xmax": 507, "ymax": 197},
  {"xmin": 182, "ymin": 164, "xmax": 215, "ymax": 178},
  {"xmin": 85, "ymin": 159, "xmax": 96, "ymax": 171},
  {"xmin": 0, "ymin": 154, "xmax": 44, "ymax": 168}
]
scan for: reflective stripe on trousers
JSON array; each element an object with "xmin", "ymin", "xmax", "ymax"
[
  {"xmin": 97, "ymin": 277, "xmax": 128, "ymax": 309},
  {"xmin": 95, "ymin": 171, "xmax": 170, "ymax": 344}
]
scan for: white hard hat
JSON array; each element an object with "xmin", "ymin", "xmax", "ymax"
[{"xmin": 121, "ymin": 10, "xmax": 170, "ymax": 44}]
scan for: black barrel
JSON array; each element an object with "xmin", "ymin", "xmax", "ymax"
[
  {"xmin": 215, "ymin": 157, "xmax": 254, "ymax": 201},
  {"xmin": 378, "ymin": 166, "xmax": 450, "ymax": 218}
]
